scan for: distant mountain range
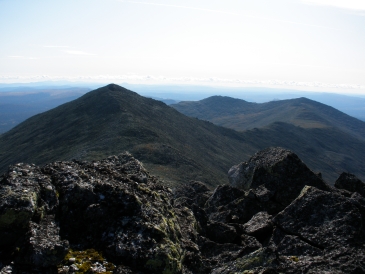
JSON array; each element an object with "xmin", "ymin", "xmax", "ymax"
[
  {"xmin": 0, "ymin": 84, "xmax": 364, "ymax": 186},
  {"xmin": 1, "ymin": 84, "xmax": 365, "ymax": 135},
  {"xmin": 172, "ymin": 96, "xmax": 365, "ymax": 183},
  {"xmin": 172, "ymin": 96, "xmax": 365, "ymax": 141},
  {"xmin": 0, "ymin": 84, "xmax": 257, "ymax": 187},
  {"xmin": 0, "ymin": 87, "xmax": 90, "ymax": 133}
]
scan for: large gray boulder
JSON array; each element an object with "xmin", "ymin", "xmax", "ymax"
[
  {"xmin": 0, "ymin": 154, "xmax": 189, "ymax": 274},
  {"xmin": 335, "ymin": 172, "xmax": 365, "ymax": 198},
  {"xmin": 1, "ymin": 147, "xmax": 365, "ymax": 274},
  {"xmin": 273, "ymin": 186, "xmax": 364, "ymax": 248},
  {"xmin": 228, "ymin": 147, "xmax": 331, "ymax": 207}
]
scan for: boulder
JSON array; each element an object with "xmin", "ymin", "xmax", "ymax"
[
  {"xmin": 242, "ymin": 211, "xmax": 273, "ymax": 242},
  {"xmin": 206, "ymin": 192, "xmax": 263, "ymax": 224},
  {"xmin": 0, "ymin": 163, "xmax": 51, "ymax": 251},
  {"xmin": 273, "ymin": 186, "xmax": 364, "ymax": 248},
  {"xmin": 15, "ymin": 216, "xmax": 69, "ymax": 268},
  {"xmin": 206, "ymin": 222, "xmax": 239, "ymax": 244},
  {"xmin": 173, "ymin": 180, "xmax": 212, "ymax": 208},
  {"xmin": 1, "ymin": 148, "xmax": 365, "ymax": 274},
  {"xmin": 228, "ymin": 147, "xmax": 331, "ymax": 208},
  {"xmin": 0, "ymin": 153, "xmax": 189, "ymax": 274},
  {"xmin": 335, "ymin": 172, "xmax": 365, "ymax": 198},
  {"xmin": 205, "ymin": 184, "xmax": 245, "ymax": 213},
  {"xmin": 276, "ymin": 235, "xmax": 323, "ymax": 257}
]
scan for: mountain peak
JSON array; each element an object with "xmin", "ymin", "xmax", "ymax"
[
  {"xmin": 106, "ymin": 83, "xmax": 120, "ymax": 90},
  {"xmin": 105, "ymin": 83, "xmax": 128, "ymax": 92}
]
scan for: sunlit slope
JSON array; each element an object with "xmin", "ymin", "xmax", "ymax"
[
  {"xmin": 172, "ymin": 96, "xmax": 365, "ymax": 141},
  {"xmin": 1, "ymin": 85, "xmax": 364, "ymax": 185},
  {"xmin": 0, "ymin": 84, "xmax": 255, "ymax": 187}
]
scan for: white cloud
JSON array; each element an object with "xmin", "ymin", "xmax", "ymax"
[
  {"xmin": 43, "ymin": 45, "xmax": 70, "ymax": 48},
  {"xmin": 118, "ymin": 0, "xmax": 238, "ymax": 15},
  {"xmin": 302, "ymin": 0, "xmax": 365, "ymax": 11},
  {"xmin": 8, "ymin": 55, "xmax": 37, "ymax": 60},
  {"xmin": 0, "ymin": 74, "xmax": 364, "ymax": 92},
  {"xmin": 63, "ymin": 50, "xmax": 96, "ymax": 56},
  {"xmin": 120, "ymin": 1, "xmax": 348, "ymax": 31}
]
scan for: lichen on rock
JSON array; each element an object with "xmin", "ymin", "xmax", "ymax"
[{"xmin": 1, "ymin": 148, "xmax": 365, "ymax": 273}]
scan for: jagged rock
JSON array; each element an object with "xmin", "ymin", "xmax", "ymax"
[
  {"xmin": 198, "ymin": 236, "xmax": 250, "ymax": 270},
  {"xmin": 0, "ymin": 153, "xmax": 189, "ymax": 273},
  {"xmin": 350, "ymin": 192, "xmax": 365, "ymax": 218},
  {"xmin": 15, "ymin": 216, "xmax": 69, "ymax": 268},
  {"xmin": 273, "ymin": 186, "xmax": 364, "ymax": 248},
  {"xmin": 242, "ymin": 211, "xmax": 273, "ymax": 242},
  {"xmin": 173, "ymin": 180, "xmax": 212, "ymax": 208},
  {"xmin": 0, "ymin": 163, "xmax": 56, "ymax": 258},
  {"xmin": 276, "ymin": 235, "xmax": 323, "ymax": 257},
  {"xmin": 228, "ymin": 147, "xmax": 332, "ymax": 208},
  {"xmin": 206, "ymin": 222, "xmax": 238, "ymax": 244},
  {"xmin": 208, "ymin": 193, "xmax": 263, "ymax": 225},
  {"xmin": 204, "ymin": 185, "xmax": 263, "ymax": 224},
  {"xmin": 335, "ymin": 172, "xmax": 365, "ymax": 197},
  {"xmin": 205, "ymin": 185, "xmax": 245, "ymax": 213},
  {"xmin": 211, "ymin": 246, "xmax": 278, "ymax": 274},
  {"xmin": 1, "ymin": 148, "xmax": 365, "ymax": 273},
  {"xmin": 240, "ymin": 234, "xmax": 262, "ymax": 254},
  {"xmin": 190, "ymin": 204, "xmax": 208, "ymax": 235}
]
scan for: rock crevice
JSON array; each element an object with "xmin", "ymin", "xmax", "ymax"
[{"xmin": 1, "ymin": 147, "xmax": 364, "ymax": 273}]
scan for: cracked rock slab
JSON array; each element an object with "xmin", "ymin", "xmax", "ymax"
[
  {"xmin": 273, "ymin": 186, "xmax": 364, "ymax": 249},
  {"xmin": 228, "ymin": 147, "xmax": 331, "ymax": 208},
  {"xmin": 15, "ymin": 216, "xmax": 69, "ymax": 268}
]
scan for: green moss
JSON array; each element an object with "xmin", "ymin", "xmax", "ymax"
[
  {"xmin": 147, "ymin": 237, "xmax": 184, "ymax": 274},
  {"xmin": 104, "ymin": 262, "xmax": 116, "ymax": 271},
  {"xmin": 77, "ymin": 261, "xmax": 91, "ymax": 272},
  {"xmin": 135, "ymin": 195, "xmax": 143, "ymax": 205},
  {"xmin": 234, "ymin": 248, "xmax": 275, "ymax": 271},
  {"xmin": 137, "ymin": 185, "xmax": 151, "ymax": 194},
  {"xmin": 0, "ymin": 209, "xmax": 33, "ymax": 228},
  {"xmin": 61, "ymin": 248, "xmax": 113, "ymax": 274},
  {"xmin": 0, "ymin": 190, "xmax": 38, "ymax": 228}
]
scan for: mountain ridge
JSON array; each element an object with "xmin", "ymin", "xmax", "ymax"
[
  {"xmin": 0, "ymin": 84, "xmax": 364, "ymax": 185},
  {"xmin": 172, "ymin": 96, "xmax": 365, "ymax": 141},
  {"xmin": 0, "ymin": 84, "xmax": 254, "ymax": 187}
]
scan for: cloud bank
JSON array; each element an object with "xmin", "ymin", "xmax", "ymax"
[
  {"xmin": 302, "ymin": 0, "xmax": 365, "ymax": 11},
  {"xmin": 7, "ymin": 56, "xmax": 38, "ymax": 60},
  {"xmin": 0, "ymin": 74, "xmax": 364, "ymax": 92},
  {"xmin": 63, "ymin": 50, "xmax": 96, "ymax": 56}
]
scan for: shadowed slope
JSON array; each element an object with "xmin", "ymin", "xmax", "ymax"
[
  {"xmin": 172, "ymin": 96, "xmax": 365, "ymax": 141},
  {"xmin": 240, "ymin": 122, "xmax": 365, "ymax": 182},
  {"xmin": 0, "ymin": 84, "xmax": 255, "ymax": 187},
  {"xmin": 1, "ymin": 85, "xmax": 364, "ymax": 185}
]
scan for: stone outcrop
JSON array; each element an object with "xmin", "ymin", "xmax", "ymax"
[
  {"xmin": 335, "ymin": 172, "xmax": 365, "ymax": 198},
  {"xmin": 0, "ymin": 154, "xmax": 187, "ymax": 273},
  {"xmin": 228, "ymin": 147, "xmax": 331, "ymax": 209},
  {"xmin": 1, "ymin": 147, "xmax": 365, "ymax": 273}
]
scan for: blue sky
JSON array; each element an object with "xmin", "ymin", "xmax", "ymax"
[{"xmin": 0, "ymin": 0, "xmax": 364, "ymax": 94}]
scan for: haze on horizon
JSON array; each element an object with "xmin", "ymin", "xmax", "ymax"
[{"xmin": 1, "ymin": 0, "xmax": 364, "ymax": 95}]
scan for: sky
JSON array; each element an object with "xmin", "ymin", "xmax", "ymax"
[{"xmin": 0, "ymin": 0, "xmax": 365, "ymax": 94}]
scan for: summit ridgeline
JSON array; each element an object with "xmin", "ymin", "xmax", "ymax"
[
  {"xmin": 1, "ymin": 147, "xmax": 365, "ymax": 273},
  {"xmin": 1, "ymin": 84, "xmax": 365, "ymax": 186},
  {"xmin": 0, "ymin": 84, "xmax": 255, "ymax": 187}
]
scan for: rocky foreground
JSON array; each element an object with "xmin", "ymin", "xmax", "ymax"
[{"xmin": 0, "ymin": 147, "xmax": 365, "ymax": 273}]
